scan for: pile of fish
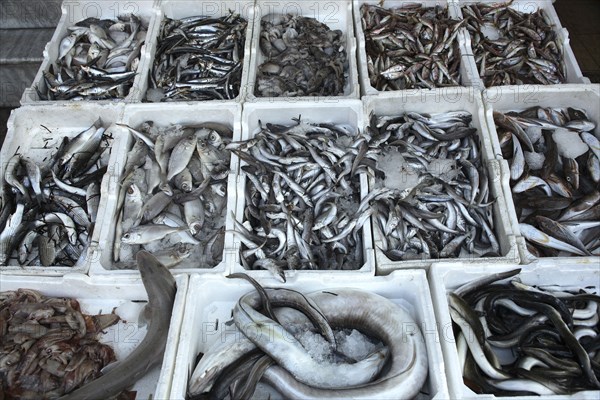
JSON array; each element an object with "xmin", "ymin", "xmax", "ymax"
[
  {"xmin": 494, "ymin": 106, "xmax": 600, "ymax": 256},
  {"xmin": 366, "ymin": 111, "xmax": 500, "ymax": 261},
  {"xmin": 0, "ymin": 288, "xmax": 120, "ymax": 398},
  {"xmin": 229, "ymin": 119, "xmax": 369, "ymax": 277},
  {"xmin": 462, "ymin": 0, "xmax": 566, "ymax": 86},
  {"xmin": 1, "ymin": 119, "xmax": 112, "ymax": 267},
  {"xmin": 188, "ymin": 274, "xmax": 428, "ymax": 399},
  {"xmin": 449, "ymin": 268, "xmax": 600, "ymax": 395},
  {"xmin": 256, "ymin": 15, "xmax": 347, "ymax": 97},
  {"xmin": 111, "ymin": 121, "xmax": 232, "ymax": 270},
  {"xmin": 360, "ymin": 3, "xmax": 464, "ymax": 90},
  {"xmin": 146, "ymin": 12, "xmax": 247, "ymax": 102},
  {"xmin": 40, "ymin": 14, "xmax": 147, "ymax": 100}
]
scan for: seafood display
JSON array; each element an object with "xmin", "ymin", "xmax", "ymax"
[
  {"xmin": 462, "ymin": 0, "xmax": 566, "ymax": 86},
  {"xmin": 360, "ymin": 3, "xmax": 464, "ymax": 90},
  {"xmin": 0, "ymin": 119, "xmax": 113, "ymax": 267},
  {"xmin": 367, "ymin": 111, "xmax": 499, "ymax": 261},
  {"xmin": 448, "ymin": 268, "xmax": 600, "ymax": 395},
  {"xmin": 0, "ymin": 289, "xmax": 120, "ymax": 398},
  {"xmin": 110, "ymin": 121, "xmax": 232, "ymax": 269},
  {"xmin": 146, "ymin": 12, "xmax": 247, "ymax": 102},
  {"xmin": 494, "ymin": 106, "xmax": 600, "ymax": 256},
  {"xmin": 188, "ymin": 274, "xmax": 428, "ymax": 399},
  {"xmin": 255, "ymin": 15, "xmax": 348, "ymax": 97},
  {"xmin": 60, "ymin": 251, "xmax": 177, "ymax": 399},
  {"xmin": 230, "ymin": 118, "xmax": 369, "ymax": 276},
  {"xmin": 40, "ymin": 14, "xmax": 147, "ymax": 100}
]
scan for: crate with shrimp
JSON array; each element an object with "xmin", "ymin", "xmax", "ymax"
[
  {"xmin": 245, "ymin": 0, "xmax": 360, "ymax": 102},
  {"xmin": 138, "ymin": 0, "xmax": 255, "ymax": 104},
  {"xmin": 481, "ymin": 84, "xmax": 600, "ymax": 264},
  {"xmin": 88, "ymin": 102, "xmax": 242, "ymax": 275},
  {"xmin": 0, "ymin": 270, "xmax": 188, "ymax": 399},
  {"xmin": 20, "ymin": 0, "xmax": 156, "ymax": 105},
  {"xmin": 353, "ymin": 0, "xmax": 480, "ymax": 96},
  {"xmin": 169, "ymin": 269, "xmax": 449, "ymax": 399},
  {"xmin": 228, "ymin": 100, "xmax": 375, "ymax": 280},
  {"xmin": 454, "ymin": 0, "xmax": 588, "ymax": 88},
  {"xmin": 429, "ymin": 260, "xmax": 600, "ymax": 399},
  {"xmin": 0, "ymin": 103, "xmax": 125, "ymax": 275},
  {"xmin": 361, "ymin": 88, "xmax": 519, "ymax": 274}
]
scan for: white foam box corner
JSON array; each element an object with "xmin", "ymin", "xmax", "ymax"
[
  {"xmin": 454, "ymin": 0, "xmax": 588, "ymax": 87},
  {"xmin": 0, "ymin": 103, "xmax": 126, "ymax": 275},
  {"xmin": 0, "ymin": 272, "xmax": 188, "ymax": 399},
  {"xmin": 228, "ymin": 100, "xmax": 375, "ymax": 278},
  {"xmin": 353, "ymin": 0, "xmax": 478, "ymax": 97},
  {"xmin": 136, "ymin": 0, "xmax": 255, "ymax": 104},
  {"xmin": 88, "ymin": 102, "xmax": 242, "ymax": 276},
  {"xmin": 169, "ymin": 269, "xmax": 449, "ymax": 399},
  {"xmin": 20, "ymin": 0, "xmax": 157, "ymax": 105},
  {"xmin": 363, "ymin": 89, "xmax": 519, "ymax": 274},
  {"xmin": 481, "ymin": 84, "xmax": 600, "ymax": 265},
  {"xmin": 245, "ymin": 0, "xmax": 359, "ymax": 103},
  {"xmin": 429, "ymin": 261, "xmax": 600, "ymax": 400}
]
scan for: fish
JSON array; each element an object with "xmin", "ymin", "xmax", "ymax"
[
  {"xmin": 255, "ymin": 14, "xmax": 347, "ymax": 97},
  {"xmin": 58, "ymin": 251, "xmax": 176, "ymax": 399},
  {"xmin": 147, "ymin": 11, "xmax": 247, "ymax": 102}
]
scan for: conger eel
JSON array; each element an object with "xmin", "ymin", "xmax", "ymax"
[
  {"xmin": 59, "ymin": 251, "xmax": 177, "ymax": 399},
  {"xmin": 252, "ymin": 289, "xmax": 428, "ymax": 399}
]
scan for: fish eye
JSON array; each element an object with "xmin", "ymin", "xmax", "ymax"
[
  {"xmin": 123, "ymin": 234, "xmax": 130, "ymax": 239},
  {"xmin": 210, "ymin": 133, "xmax": 218, "ymax": 141},
  {"xmin": 127, "ymin": 186, "xmax": 134, "ymax": 194}
]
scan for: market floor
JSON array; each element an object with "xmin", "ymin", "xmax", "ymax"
[{"xmin": 0, "ymin": 0, "xmax": 599, "ymax": 148}]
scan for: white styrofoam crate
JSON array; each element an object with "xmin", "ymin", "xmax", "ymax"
[
  {"xmin": 353, "ymin": 0, "xmax": 477, "ymax": 96},
  {"xmin": 170, "ymin": 270, "xmax": 449, "ymax": 399},
  {"xmin": 89, "ymin": 102, "xmax": 241, "ymax": 275},
  {"xmin": 229, "ymin": 100, "xmax": 375, "ymax": 278},
  {"xmin": 481, "ymin": 84, "xmax": 600, "ymax": 264},
  {"xmin": 20, "ymin": 0, "xmax": 157, "ymax": 105},
  {"xmin": 429, "ymin": 261, "xmax": 600, "ymax": 400},
  {"xmin": 363, "ymin": 89, "xmax": 519, "ymax": 274},
  {"xmin": 456, "ymin": 0, "xmax": 589, "ymax": 87},
  {"xmin": 0, "ymin": 104, "xmax": 125, "ymax": 275},
  {"xmin": 0, "ymin": 272, "xmax": 188, "ymax": 399},
  {"xmin": 137, "ymin": 0, "xmax": 254, "ymax": 104},
  {"xmin": 245, "ymin": 0, "xmax": 359, "ymax": 102}
]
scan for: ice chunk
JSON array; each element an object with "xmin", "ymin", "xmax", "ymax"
[
  {"xmin": 428, "ymin": 159, "xmax": 459, "ymax": 180},
  {"xmin": 146, "ymin": 88, "xmax": 164, "ymax": 103},
  {"xmin": 525, "ymin": 126, "xmax": 542, "ymax": 144},
  {"xmin": 377, "ymin": 151, "xmax": 420, "ymax": 190},
  {"xmin": 524, "ymin": 151, "xmax": 545, "ymax": 170},
  {"xmin": 553, "ymin": 128, "xmax": 589, "ymax": 159}
]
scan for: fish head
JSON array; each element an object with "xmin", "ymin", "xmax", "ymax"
[{"xmin": 121, "ymin": 231, "xmax": 141, "ymax": 244}]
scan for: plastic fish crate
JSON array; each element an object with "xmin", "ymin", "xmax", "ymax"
[
  {"xmin": 89, "ymin": 102, "xmax": 242, "ymax": 276},
  {"xmin": 245, "ymin": 0, "xmax": 360, "ymax": 102},
  {"xmin": 0, "ymin": 103, "xmax": 125, "ymax": 275},
  {"xmin": 0, "ymin": 272, "xmax": 188, "ymax": 399},
  {"xmin": 353, "ymin": 0, "xmax": 479, "ymax": 97},
  {"xmin": 20, "ymin": 0, "xmax": 156, "ymax": 105},
  {"xmin": 454, "ymin": 0, "xmax": 589, "ymax": 87},
  {"xmin": 429, "ymin": 261, "xmax": 600, "ymax": 400},
  {"xmin": 228, "ymin": 100, "xmax": 375, "ymax": 278},
  {"xmin": 136, "ymin": 0, "xmax": 255, "ymax": 104},
  {"xmin": 481, "ymin": 84, "xmax": 600, "ymax": 265},
  {"xmin": 169, "ymin": 270, "xmax": 449, "ymax": 399},
  {"xmin": 363, "ymin": 88, "xmax": 520, "ymax": 274}
]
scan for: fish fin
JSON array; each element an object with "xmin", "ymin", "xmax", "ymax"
[{"xmin": 137, "ymin": 304, "xmax": 152, "ymax": 328}]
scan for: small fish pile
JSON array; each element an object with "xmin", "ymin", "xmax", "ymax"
[
  {"xmin": 188, "ymin": 274, "xmax": 427, "ymax": 399},
  {"xmin": 462, "ymin": 0, "xmax": 566, "ymax": 86},
  {"xmin": 256, "ymin": 15, "xmax": 347, "ymax": 97},
  {"xmin": 1, "ymin": 119, "xmax": 112, "ymax": 267},
  {"xmin": 0, "ymin": 288, "xmax": 120, "ymax": 398},
  {"xmin": 228, "ymin": 119, "xmax": 369, "ymax": 277},
  {"xmin": 112, "ymin": 122, "xmax": 232, "ymax": 270},
  {"xmin": 146, "ymin": 12, "xmax": 247, "ymax": 102},
  {"xmin": 40, "ymin": 14, "xmax": 147, "ymax": 100},
  {"xmin": 366, "ymin": 111, "xmax": 499, "ymax": 261},
  {"xmin": 494, "ymin": 106, "xmax": 600, "ymax": 256},
  {"xmin": 449, "ymin": 269, "xmax": 600, "ymax": 395},
  {"xmin": 360, "ymin": 3, "xmax": 464, "ymax": 90}
]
